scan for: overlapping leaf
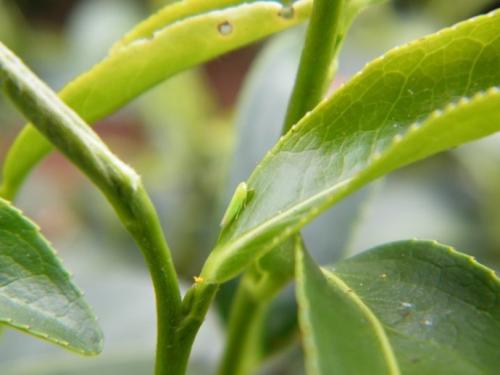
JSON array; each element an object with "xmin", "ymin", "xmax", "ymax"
[
  {"xmin": 1, "ymin": 0, "xmax": 388, "ymax": 200},
  {"xmin": 224, "ymin": 27, "xmax": 375, "ymax": 355},
  {"xmin": 229, "ymin": 26, "xmax": 371, "ymax": 267},
  {"xmin": 295, "ymin": 244, "xmax": 399, "ymax": 375},
  {"xmin": 0, "ymin": 198, "xmax": 102, "ymax": 354},
  {"xmin": 201, "ymin": 10, "xmax": 500, "ymax": 282},
  {"xmin": 0, "ymin": 0, "xmax": 313, "ymax": 199},
  {"xmin": 330, "ymin": 240, "xmax": 500, "ymax": 374}
]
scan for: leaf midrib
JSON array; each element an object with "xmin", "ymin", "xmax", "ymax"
[{"xmin": 211, "ymin": 88, "xmax": 500, "ymax": 279}]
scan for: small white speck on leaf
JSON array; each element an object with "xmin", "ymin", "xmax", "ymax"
[{"xmin": 218, "ymin": 21, "xmax": 233, "ymax": 36}]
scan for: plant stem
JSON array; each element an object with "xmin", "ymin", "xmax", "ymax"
[
  {"xmin": 175, "ymin": 282, "xmax": 219, "ymax": 373},
  {"xmin": 282, "ymin": 0, "xmax": 345, "ymax": 133},
  {"xmin": 218, "ymin": 274, "xmax": 267, "ymax": 375},
  {"xmin": 121, "ymin": 188, "xmax": 183, "ymax": 374},
  {"xmin": 217, "ymin": 238, "xmax": 299, "ymax": 375},
  {"xmin": 0, "ymin": 42, "xmax": 182, "ymax": 374}
]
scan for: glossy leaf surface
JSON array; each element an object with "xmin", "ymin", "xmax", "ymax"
[
  {"xmin": 296, "ymin": 244, "xmax": 399, "ymax": 375},
  {"xmin": 331, "ymin": 240, "xmax": 500, "ymax": 374},
  {"xmin": 225, "ymin": 28, "xmax": 375, "ymax": 355},
  {"xmin": 0, "ymin": 198, "xmax": 102, "ymax": 355},
  {"xmin": 229, "ymin": 26, "xmax": 371, "ymax": 266},
  {"xmin": 202, "ymin": 10, "xmax": 500, "ymax": 282}
]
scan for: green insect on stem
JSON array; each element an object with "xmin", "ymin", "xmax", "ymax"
[{"xmin": 220, "ymin": 182, "xmax": 252, "ymax": 229}]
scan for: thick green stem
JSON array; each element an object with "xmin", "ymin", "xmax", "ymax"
[
  {"xmin": 217, "ymin": 238, "xmax": 299, "ymax": 375},
  {"xmin": 218, "ymin": 274, "xmax": 267, "ymax": 375},
  {"xmin": 0, "ymin": 42, "xmax": 182, "ymax": 375},
  {"xmin": 283, "ymin": 0, "xmax": 345, "ymax": 132},
  {"xmin": 175, "ymin": 282, "xmax": 219, "ymax": 373},
  {"xmin": 121, "ymin": 188, "xmax": 183, "ymax": 374}
]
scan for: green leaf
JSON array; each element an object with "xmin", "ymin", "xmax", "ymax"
[
  {"xmin": 295, "ymin": 244, "xmax": 399, "ymax": 375},
  {"xmin": 0, "ymin": 198, "xmax": 102, "ymax": 355},
  {"xmin": 224, "ymin": 28, "xmax": 376, "ymax": 355},
  {"xmin": 112, "ymin": 0, "xmax": 295, "ymax": 51},
  {"xmin": 215, "ymin": 28, "xmax": 304, "ymax": 324},
  {"xmin": 331, "ymin": 240, "xmax": 500, "ymax": 374},
  {"xmin": 0, "ymin": 0, "xmax": 313, "ymax": 200},
  {"xmin": 201, "ymin": 10, "xmax": 500, "ymax": 282},
  {"xmin": 228, "ymin": 28, "xmax": 304, "ymax": 189}
]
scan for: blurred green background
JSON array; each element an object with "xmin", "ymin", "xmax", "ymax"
[{"xmin": 0, "ymin": 0, "xmax": 499, "ymax": 374}]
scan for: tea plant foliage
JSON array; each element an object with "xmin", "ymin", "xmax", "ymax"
[
  {"xmin": 296, "ymin": 244, "xmax": 399, "ymax": 374},
  {"xmin": 0, "ymin": 0, "xmax": 385, "ymax": 201},
  {"xmin": 223, "ymin": 26, "xmax": 375, "ymax": 358},
  {"xmin": 0, "ymin": 0, "xmax": 312, "ymax": 200},
  {"xmin": 1, "ymin": 1, "xmax": 500, "ymax": 374},
  {"xmin": 201, "ymin": 10, "xmax": 500, "ymax": 282},
  {"xmin": 330, "ymin": 240, "xmax": 500, "ymax": 374},
  {"xmin": 0, "ymin": 197, "xmax": 102, "ymax": 354}
]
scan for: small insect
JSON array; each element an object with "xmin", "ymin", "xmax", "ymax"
[{"xmin": 220, "ymin": 182, "xmax": 254, "ymax": 229}]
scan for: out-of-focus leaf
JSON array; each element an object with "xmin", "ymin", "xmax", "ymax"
[
  {"xmin": 332, "ymin": 240, "xmax": 500, "ymax": 374},
  {"xmin": 0, "ymin": 0, "xmax": 387, "ymax": 200},
  {"xmin": 112, "ymin": 0, "xmax": 295, "ymax": 51},
  {"xmin": 0, "ymin": 198, "xmax": 102, "ymax": 354},
  {"xmin": 295, "ymin": 244, "xmax": 399, "ymax": 375},
  {"xmin": 201, "ymin": 10, "xmax": 500, "ymax": 283},
  {"xmin": 0, "ymin": 0, "xmax": 24, "ymax": 48},
  {"xmin": 228, "ymin": 28, "xmax": 303, "ymax": 191},
  {"xmin": 454, "ymin": 134, "xmax": 500, "ymax": 258},
  {"xmin": 0, "ymin": 0, "xmax": 314, "ymax": 200}
]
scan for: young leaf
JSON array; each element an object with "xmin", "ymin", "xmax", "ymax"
[
  {"xmin": 0, "ymin": 198, "xmax": 102, "ymax": 355},
  {"xmin": 295, "ymin": 243, "xmax": 399, "ymax": 375},
  {"xmin": 0, "ymin": 0, "xmax": 385, "ymax": 201},
  {"xmin": 112, "ymin": 0, "xmax": 296, "ymax": 51},
  {"xmin": 0, "ymin": 0, "xmax": 313, "ymax": 200},
  {"xmin": 201, "ymin": 10, "xmax": 500, "ymax": 282},
  {"xmin": 331, "ymin": 240, "xmax": 500, "ymax": 374}
]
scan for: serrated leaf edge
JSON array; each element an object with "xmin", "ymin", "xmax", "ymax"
[
  {"xmin": 205, "ymin": 86, "xmax": 500, "ymax": 281},
  {"xmin": 201, "ymin": 5, "xmax": 499, "ymax": 278},
  {"xmin": 328, "ymin": 239, "xmax": 500, "ymax": 372},
  {"xmin": 0, "ymin": 197, "xmax": 103, "ymax": 355},
  {"xmin": 254, "ymin": 9, "xmax": 500, "ymax": 170},
  {"xmin": 335, "ymin": 238, "xmax": 500, "ymax": 287}
]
